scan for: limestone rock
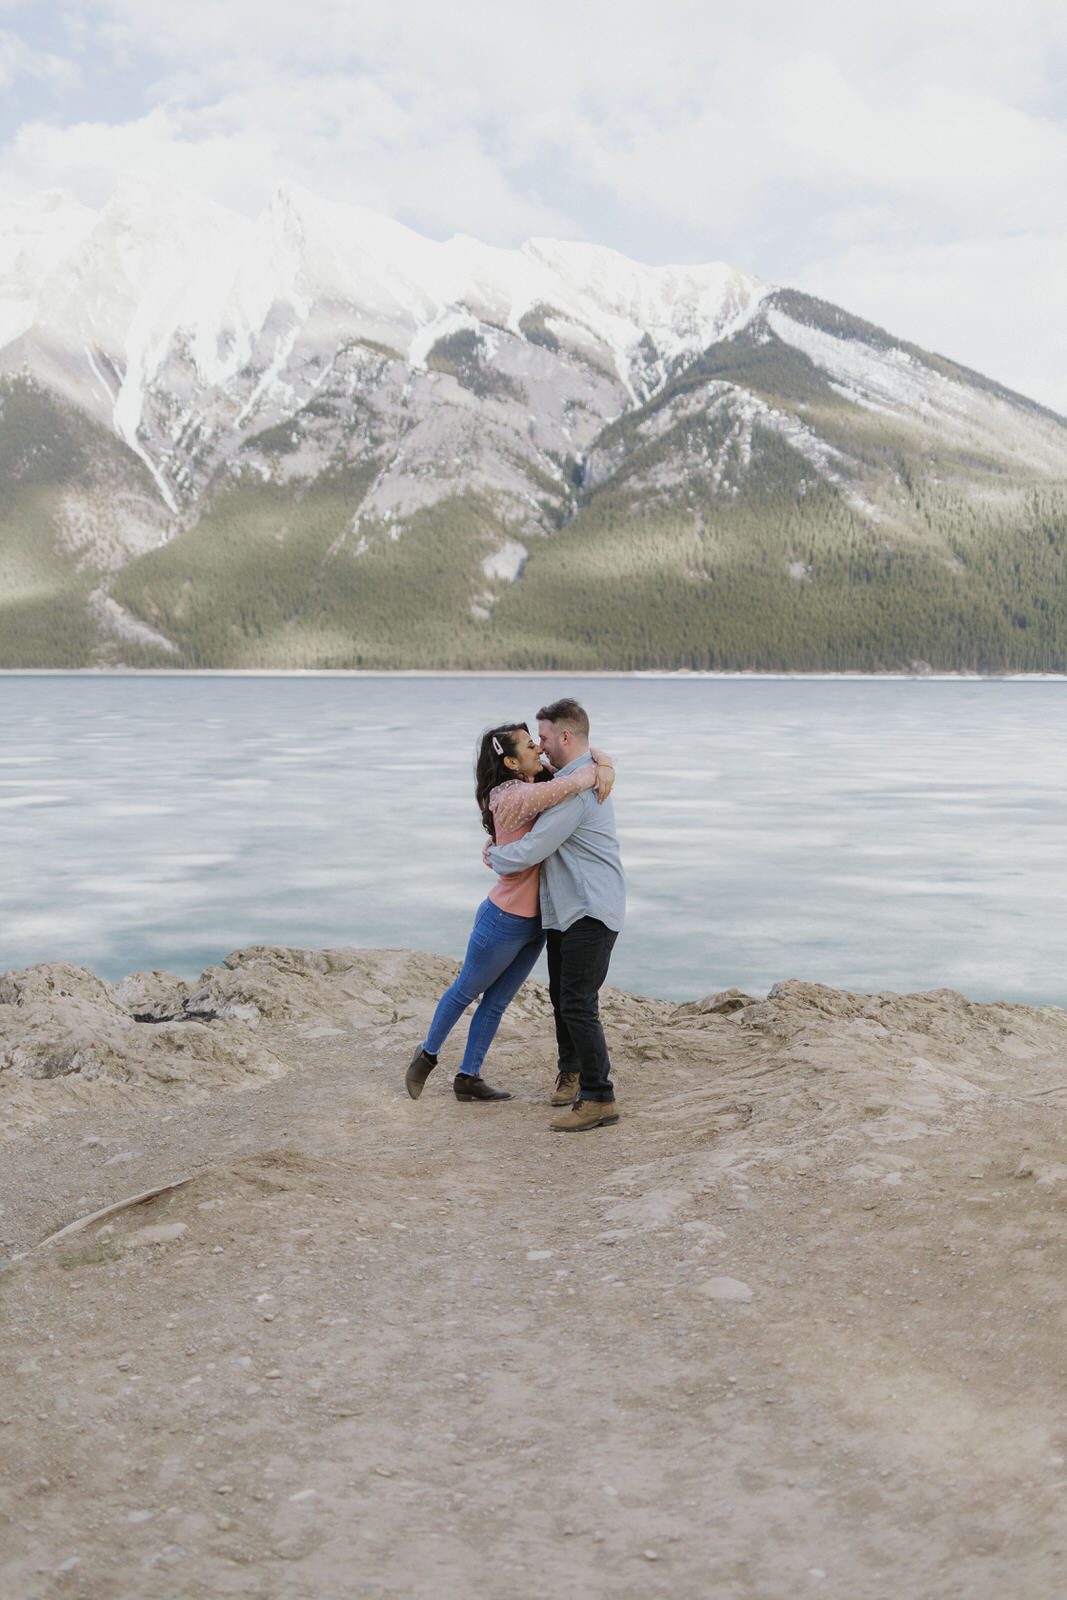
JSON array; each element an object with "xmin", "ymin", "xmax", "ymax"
[
  {"xmin": 0, "ymin": 946, "xmax": 466, "ymax": 1121},
  {"xmin": 697, "ymin": 1277, "xmax": 754, "ymax": 1302},
  {"xmin": 670, "ymin": 988, "xmax": 760, "ymax": 1019},
  {"xmin": 114, "ymin": 971, "xmax": 192, "ymax": 1021},
  {"xmin": 182, "ymin": 945, "xmax": 461, "ymax": 1027},
  {"xmin": 125, "ymin": 1222, "xmax": 189, "ymax": 1248},
  {"xmin": 0, "ymin": 963, "xmax": 128, "ymax": 1014},
  {"xmin": 0, "ymin": 958, "xmax": 286, "ymax": 1094}
]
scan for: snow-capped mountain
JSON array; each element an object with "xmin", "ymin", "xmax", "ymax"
[
  {"xmin": 2, "ymin": 181, "xmax": 1067, "ymax": 671},
  {"xmin": 1, "ymin": 181, "xmax": 764, "ymax": 506}
]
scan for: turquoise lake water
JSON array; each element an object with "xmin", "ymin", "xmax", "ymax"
[{"xmin": 3, "ymin": 674, "xmax": 1066, "ymax": 1005}]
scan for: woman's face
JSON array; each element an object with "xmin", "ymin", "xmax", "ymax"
[{"xmin": 505, "ymin": 730, "xmax": 543, "ymax": 780}]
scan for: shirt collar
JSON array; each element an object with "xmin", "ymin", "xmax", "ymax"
[{"xmin": 553, "ymin": 751, "xmax": 594, "ymax": 779}]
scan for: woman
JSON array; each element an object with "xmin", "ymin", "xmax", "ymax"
[{"xmin": 405, "ymin": 722, "xmax": 614, "ymax": 1102}]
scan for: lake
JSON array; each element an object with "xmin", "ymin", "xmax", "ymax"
[{"xmin": 2, "ymin": 673, "xmax": 1065, "ymax": 1006}]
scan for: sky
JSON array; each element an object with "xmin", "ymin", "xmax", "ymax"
[{"xmin": 1, "ymin": 0, "xmax": 1065, "ymax": 412}]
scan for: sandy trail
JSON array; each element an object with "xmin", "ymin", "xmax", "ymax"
[{"xmin": 2, "ymin": 949, "xmax": 1067, "ymax": 1598}]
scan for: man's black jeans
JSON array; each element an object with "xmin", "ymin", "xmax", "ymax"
[{"xmin": 546, "ymin": 917, "xmax": 619, "ymax": 1103}]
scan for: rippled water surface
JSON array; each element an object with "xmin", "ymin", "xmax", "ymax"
[{"xmin": 3, "ymin": 674, "xmax": 1066, "ymax": 1004}]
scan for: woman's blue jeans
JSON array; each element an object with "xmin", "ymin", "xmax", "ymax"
[{"xmin": 423, "ymin": 898, "xmax": 546, "ymax": 1076}]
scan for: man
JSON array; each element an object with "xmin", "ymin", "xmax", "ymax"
[{"xmin": 487, "ymin": 697, "xmax": 625, "ymax": 1131}]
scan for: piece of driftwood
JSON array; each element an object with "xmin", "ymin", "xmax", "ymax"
[{"xmin": 37, "ymin": 1179, "xmax": 194, "ymax": 1249}]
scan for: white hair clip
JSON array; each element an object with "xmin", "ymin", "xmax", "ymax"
[{"xmin": 491, "ymin": 735, "xmax": 504, "ymax": 755}]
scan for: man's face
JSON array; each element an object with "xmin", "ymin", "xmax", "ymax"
[{"xmin": 538, "ymin": 719, "xmax": 566, "ymax": 769}]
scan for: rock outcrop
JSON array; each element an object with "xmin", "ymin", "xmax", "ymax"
[
  {"xmin": 0, "ymin": 957, "xmax": 284, "ymax": 1095},
  {"xmin": 0, "ymin": 946, "xmax": 473, "ymax": 1133},
  {"xmin": 6, "ymin": 949, "xmax": 1067, "ymax": 1152}
]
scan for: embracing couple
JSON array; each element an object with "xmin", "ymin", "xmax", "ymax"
[{"xmin": 404, "ymin": 697, "xmax": 625, "ymax": 1131}]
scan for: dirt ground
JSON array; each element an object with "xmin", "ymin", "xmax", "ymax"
[{"xmin": 2, "ymin": 947, "xmax": 1067, "ymax": 1599}]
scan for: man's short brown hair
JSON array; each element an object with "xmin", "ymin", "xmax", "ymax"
[{"xmin": 536, "ymin": 697, "xmax": 590, "ymax": 738}]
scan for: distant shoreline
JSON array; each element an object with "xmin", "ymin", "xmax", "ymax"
[{"xmin": 3, "ymin": 668, "xmax": 1067, "ymax": 682}]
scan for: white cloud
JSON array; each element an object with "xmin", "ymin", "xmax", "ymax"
[
  {"xmin": 1, "ymin": 0, "xmax": 1066, "ymax": 408},
  {"xmin": 6, "ymin": 107, "xmax": 268, "ymax": 211},
  {"xmin": 0, "ymin": 25, "xmax": 78, "ymax": 92}
]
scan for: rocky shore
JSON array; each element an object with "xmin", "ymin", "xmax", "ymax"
[{"xmin": 3, "ymin": 947, "xmax": 1067, "ymax": 1597}]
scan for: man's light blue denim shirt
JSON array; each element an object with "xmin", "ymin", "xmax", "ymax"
[{"xmin": 488, "ymin": 752, "xmax": 626, "ymax": 934}]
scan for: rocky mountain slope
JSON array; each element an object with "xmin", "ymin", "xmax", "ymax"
[{"xmin": 3, "ymin": 182, "xmax": 1067, "ymax": 670}]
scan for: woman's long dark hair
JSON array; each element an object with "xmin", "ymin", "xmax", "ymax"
[{"xmin": 475, "ymin": 723, "xmax": 537, "ymax": 839}]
